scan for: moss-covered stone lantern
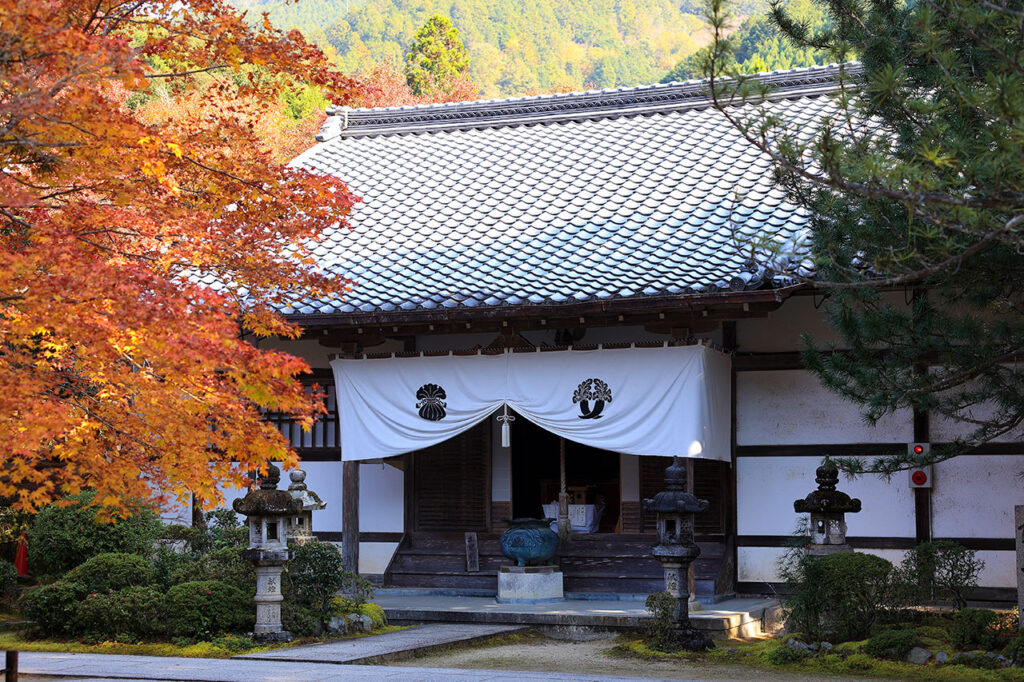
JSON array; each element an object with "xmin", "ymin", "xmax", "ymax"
[
  {"xmin": 233, "ymin": 465, "xmax": 302, "ymax": 643},
  {"xmin": 793, "ymin": 457, "xmax": 862, "ymax": 556},
  {"xmin": 286, "ymin": 469, "xmax": 326, "ymax": 546},
  {"xmin": 642, "ymin": 456, "xmax": 714, "ymax": 651}
]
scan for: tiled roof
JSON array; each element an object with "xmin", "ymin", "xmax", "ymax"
[{"xmin": 283, "ymin": 65, "xmax": 855, "ymax": 318}]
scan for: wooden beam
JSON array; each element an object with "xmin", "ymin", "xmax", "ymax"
[{"xmin": 342, "ymin": 460, "xmax": 360, "ymax": 574}]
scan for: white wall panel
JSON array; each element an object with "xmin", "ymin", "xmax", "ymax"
[
  {"xmin": 737, "ymin": 296, "xmax": 841, "ymax": 353},
  {"xmin": 932, "ymin": 456, "xmax": 1024, "ymax": 539},
  {"xmin": 737, "ymin": 370, "xmax": 913, "ymax": 445},
  {"xmin": 298, "ymin": 462, "xmax": 343, "ymax": 532},
  {"xmin": 738, "ymin": 546, "xmax": 788, "ymax": 582},
  {"xmin": 975, "ymin": 550, "xmax": 1016, "ymax": 588},
  {"xmin": 358, "ymin": 461, "xmax": 404, "ymax": 532},
  {"xmin": 360, "ymin": 542, "xmax": 400, "ymax": 574},
  {"xmin": 930, "ymin": 407, "xmax": 1024, "ymax": 443},
  {"xmin": 737, "ymin": 456, "xmax": 916, "ymax": 538}
]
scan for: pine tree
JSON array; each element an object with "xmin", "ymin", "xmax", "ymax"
[
  {"xmin": 405, "ymin": 14, "xmax": 471, "ymax": 96},
  {"xmin": 707, "ymin": 0, "xmax": 1024, "ymax": 474}
]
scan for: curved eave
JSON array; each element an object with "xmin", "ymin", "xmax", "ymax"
[{"xmin": 286, "ymin": 284, "xmax": 806, "ymax": 329}]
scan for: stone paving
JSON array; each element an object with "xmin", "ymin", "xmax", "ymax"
[
  {"xmin": 236, "ymin": 623, "xmax": 525, "ymax": 664},
  {"xmin": 9, "ymin": 651, "xmax": 679, "ymax": 681},
  {"xmin": 373, "ymin": 593, "xmax": 781, "ymax": 638}
]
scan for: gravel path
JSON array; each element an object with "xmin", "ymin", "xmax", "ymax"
[{"xmin": 390, "ymin": 636, "xmax": 863, "ymax": 681}]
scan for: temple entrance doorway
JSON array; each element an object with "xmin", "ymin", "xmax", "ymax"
[{"xmin": 510, "ymin": 414, "xmax": 620, "ymax": 533}]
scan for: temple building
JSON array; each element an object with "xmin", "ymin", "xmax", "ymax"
[{"xmin": 218, "ymin": 65, "xmax": 1022, "ymax": 602}]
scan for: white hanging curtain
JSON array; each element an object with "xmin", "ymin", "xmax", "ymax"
[{"xmin": 331, "ymin": 345, "xmax": 731, "ymax": 462}]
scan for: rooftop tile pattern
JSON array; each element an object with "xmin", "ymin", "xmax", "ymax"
[{"xmin": 282, "ymin": 66, "xmax": 848, "ymax": 317}]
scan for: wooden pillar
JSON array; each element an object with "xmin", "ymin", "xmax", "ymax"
[
  {"xmin": 342, "ymin": 460, "xmax": 359, "ymax": 574},
  {"xmin": 558, "ymin": 437, "xmax": 570, "ymax": 543}
]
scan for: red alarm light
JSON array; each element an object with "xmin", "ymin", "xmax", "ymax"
[{"xmin": 913, "ymin": 444, "xmax": 924, "ymax": 454}]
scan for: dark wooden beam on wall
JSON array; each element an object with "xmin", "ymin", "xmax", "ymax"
[{"xmin": 342, "ymin": 460, "xmax": 359, "ymax": 575}]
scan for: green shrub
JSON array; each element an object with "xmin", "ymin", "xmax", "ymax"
[
  {"xmin": 899, "ymin": 540, "xmax": 984, "ymax": 610},
  {"xmin": 950, "ymin": 652, "xmax": 1001, "ymax": 669},
  {"xmin": 75, "ymin": 586, "xmax": 165, "ymax": 643},
  {"xmin": 643, "ymin": 592, "xmax": 678, "ymax": 651},
  {"xmin": 65, "ymin": 553, "xmax": 152, "ymax": 594},
  {"xmin": 779, "ymin": 551, "xmax": 904, "ymax": 643},
  {"xmin": 19, "ymin": 581, "xmax": 86, "ymax": 636},
  {"xmin": 208, "ymin": 633, "xmax": 256, "ymax": 653},
  {"xmin": 27, "ymin": 492, "xmax": 161, "ymax": 577},
  {"xmin": 863, "ymin": 628, "xmax": 919, "ymax": 659},
  {"xmin": 284, "ymin": 541, "xmax": 349, "ymax": 635},
  {"xmin": 282, "ymin": 601, "xmax": 320, "ymax": 637},
  {"xmin": 151, "ymin": 546, "xmax": 191, "ymax": 591},
  {"xmin": 952, "ymin": 608, "xmax": 998, "ymax": 650},
  {"xmin": 766, "ymin": 643, "xmax": 811, "ymax": 664},
  {"xmin": 1002, "ymin": 635, "xmax": 1024, "ymax": 662},
  {"xmin": 164, "ymin": 580, "xmax": 251, "ymax": 640},
  {"xmin": 0, "ymin": 560, "xmax": 17, "ymax": 598},
  {"xmin": 169, "ymin": 547, "xmax": 255, "ymax": 595},
  {"xmin": 358, "ymin": 602, "xmax": 386, "ymax": 628},
  {"xmin": 158, "ymin": 524, "xmax": 211, "ymax": 553},
  {"xmin": 205, "ymin": 510, "xmax": 247, "ymax": 550}
]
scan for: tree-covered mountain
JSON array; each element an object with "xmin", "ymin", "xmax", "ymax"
[
  {"xmin": 236, "ymin": 0, "xmax": 830, "ymax": 97},
  {"xmin": 237, "ymin": 0, "xmax": 713, "ymax": 96},
  {"xmin": 662, "ymin": 0, "xmax": 830, "ymax": 82}
]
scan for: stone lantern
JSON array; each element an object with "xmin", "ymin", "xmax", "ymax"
[
  {"xmin": 642, "ymin": 456, "xmax": 714, "ymax": 651},
  {"xmin": 233, "ymin": 465, "xmax": 302, "ymax": 643},
  {"xmin": 286, "ymin": 469, "xmax": 326, "ymax": 546},
  {"xmin": 793, "ymin": 457, "xmax": 862, "ymax": 556}
]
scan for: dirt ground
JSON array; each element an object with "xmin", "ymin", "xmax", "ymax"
[{"xmin": 389, "ymin": 635, "xmax": 865, "ymax": 681}]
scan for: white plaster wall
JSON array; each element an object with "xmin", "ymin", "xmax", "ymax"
[
  {"xmin": 621, "ymin": 455, "xmax": 640, "ymax": 502},
  {"xmin": 160, "ymin": 498, "xmax": 192, "ymax": 525},
  {"xmin": 932, "ymin": 455, "xmax": 1024, "ymax": 539},
  {"xmin": 358, "ymin": 461, "xmax": 404, "ymax": 532},
  {"xmin": 737, "ymin": 546, "xmax": 788, "ymax": 583},
  {"xmin": 737, "ymin": 456, "xmax": 916, "ymax": 538},
  {"xmin": 299, "ymin": 462, "xmax": 343, "ymax": 532},
  {"xmin": 736, "ymin": 291, "xmax": 912, "ymax": 353},
  {"xmin": 975, "ymin": 551, "xmax": 1016, "ymax": 588},
  {"xmin": 736, "ymin": 295, "xmax": 841, "ymax": 353},
  {"xmin": 491, "ymin": 413, "xmax": 512, "ymax": 502},
  {"xmin": 737, "ymin": 370, "xmax": 913, "ymax": 445},
  {"xmin": 930, "ymin": 404, "xmax": 1024, "ymax": 443},
  {"xmin": 360, "ymin": 542, "xmax": 400, "ymax": 574}
]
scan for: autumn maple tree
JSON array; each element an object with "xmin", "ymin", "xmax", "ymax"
[{"xmin": 0, "ymin": 0, "xmax": 364, "ymax": 515}]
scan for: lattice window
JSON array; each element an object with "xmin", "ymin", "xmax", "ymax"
[{"xmin": 262, "ymin": 371, "xmax": 339, "ymax": 454}]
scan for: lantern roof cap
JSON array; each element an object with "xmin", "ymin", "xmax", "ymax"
[
  {"xmin": 642, "ymin": 457, "xmax": 709, "ymax": 514},
  {"xmin": 233, "ymin": 465, "xmax": 303, "ymax": 517},
  {"xmin": 793, "ymin": 457, "xmax": 862, "ymax": 514}
]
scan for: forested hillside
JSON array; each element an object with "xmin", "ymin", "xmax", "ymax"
[
  {"xmin": 662, "ymin": 0, "xmax": 830, "ymax": 81},
  {"xmin": 238, "ymin": 0, "xmax": 712, "ymax": 96},
  {"xmin": 236, "ymin": 0, "xmax": 830, "ymax": 97}
]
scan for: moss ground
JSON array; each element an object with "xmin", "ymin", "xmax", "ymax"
[
  {"xmin": 608, "ymin": 624, "xmax": 1024, "ymax": 682},
  {"xmin": 0, "ymin": 624, "xmax": 407, "ymax": 659}
]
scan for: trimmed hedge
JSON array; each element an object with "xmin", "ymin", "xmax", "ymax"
[
  {"xmin": 0, "ymin": 560, "xmax": 16, "ymax": 598},
  {"xmin": 66, "ymin": 553, "xmax": 153, "ymax": 594},
  {"xmin": 864, "ymin": 629, "xmax": 919, "ymax": 660},
  {"xmin": 19, "ymin": 581, "xmax": 87, "ymax": 636},
  {"xmin": 952, "ymin": 608, "xmax": 998, "ymax": 650},
  {"xmin": 781, "ymin": 551, "xmax": 902, "ymax": 642},
  {"xmin": 75, "ymin": 586, "xmax": 165, "ymax": 643},
  {"xmin": 164, "ymin": 581, "xmax": 251, "ymax": 640},
  {"xmin": 169, "ymin": 547, "xmax": 254, "ymax": 595},
  {"xmin": 27, "ymin": 492, "xmax": 161, "ymax": 577}
]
